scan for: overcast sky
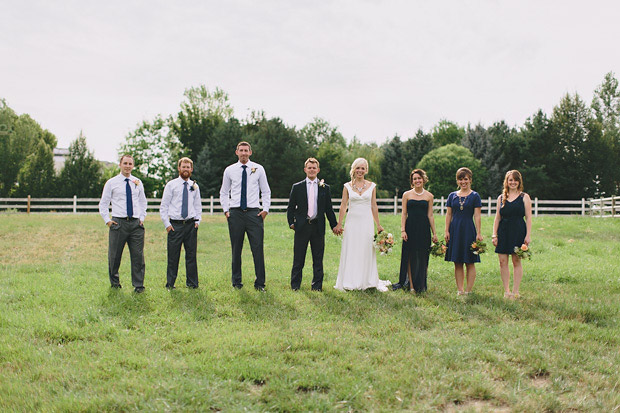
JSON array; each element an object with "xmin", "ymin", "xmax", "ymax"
[{"xmin": 2, "ymin": 0, "xmax": 619, "ymax": 162}]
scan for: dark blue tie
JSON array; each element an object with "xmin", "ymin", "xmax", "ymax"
[
  {"xmin": 241, "ymin": 165, "xmax": 248, "ymax": 210},
  {"xmin": 125, "ymin": 178, "xmax": 134, "ymax": 218},
  {"xmin": 181, "ymin": 181, "xmax": 188, "ymax": 219}
]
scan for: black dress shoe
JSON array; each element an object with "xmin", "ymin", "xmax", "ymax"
[
  {"xmin": 311, "ymin": 288, "xmax": 323, "ymax": 292},
  {"xmin": 111, "ymin": 284, "xmax": 122, "ymax": 289},
  {"xmin": 187, "ymin": 285, "xmax": 198, "ymax": 289},
  {"xmin": 233, "ymin": 284, "xmax": 243, "ymax": 290},
  {"xmin": 165, "ymin": 285, "xmax": 175, "ymax": 290},
  {"xmin": 255, "ymin": 286, "xmax": 266, "ymax": 292},
  {"xmin": 292, "ymin": 287, "xmax": 300, "ymax": 291},
  {"xmin": 134, "ymin": 287, "xmax": 145, "ymax": 293},
  {"xmin": 392, "ymin": 283, "xmax": 402, "ymax": 291}
]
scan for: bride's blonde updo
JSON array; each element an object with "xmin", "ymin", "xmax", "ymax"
[{"xmin": 349, "ymin": 158, "xmax": 369, "ymax": 181}]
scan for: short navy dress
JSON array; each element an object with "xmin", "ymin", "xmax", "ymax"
[
  {"xmin": 445, "ymin": 191, "xmax": 482, "ymax": 264},
  {"xmin": 495, "ymin": 193, "xmax": 527, "ymax": 254}
]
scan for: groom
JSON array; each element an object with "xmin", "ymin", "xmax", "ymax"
[{"xmin": 287, "ymin": 158, "xmax": 339, "ymax": 291}]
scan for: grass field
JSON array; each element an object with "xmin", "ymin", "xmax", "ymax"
[{"xmin": 0, "ymin": 213, "xmax": 619, "ymax": 412}]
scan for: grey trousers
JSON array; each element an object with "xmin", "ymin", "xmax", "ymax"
[
  {"xmin": 108, "ymin": 217, "xmax": 145, "ymax": 288},
  {"xmin": 166, "ymin": 220, "xmax": 198, "ymax": 288},
  {"xmin": 227, "ymin": 208, "xmax": 265, "ymax": 288}
]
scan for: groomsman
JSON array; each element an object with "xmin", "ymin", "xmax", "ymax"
[
  {"xmin": 160, "ymin": 157, "xmax": 202, "ymax": 289},
  {"xmin": 99, "ymin": 154, "xmax": 148, "ymax": 293},
  {"xmin": 287, "ymin": 158, "xmax": 339, "ymax": 291},
  {"xmin": 219, "ymin": 141, "xmax": 271, "ymax": 291}
]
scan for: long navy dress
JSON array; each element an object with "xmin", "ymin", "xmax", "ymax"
[
  {"xmin": 398, "ymin": 199, "xmax": 431, "ymax": 292},
  {"xmin": 445, "ymin": 191, "xmax": 482, "ymax": 264},
  {"xmin": 495, "ymin": 193, "xmax": 527, "ymax": 254}
]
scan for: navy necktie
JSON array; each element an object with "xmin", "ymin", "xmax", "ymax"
[
  {"xmin": 125, "ymin": 178, "xmax": 134, "ymax": 218},
  {"xmin": 181, "ymin": 181, "xmax": 188, "ymax": 219},
  {"xmin": 241, "ymin": 165, "xmax": 248, "ymax": 210}
]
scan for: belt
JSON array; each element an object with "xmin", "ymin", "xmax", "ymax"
[
  {"xmin": 113, "ymin": 216, "xmax": 138, "ymax": 221},
  {"xmin": 230, "ymin": 207, "xmax": 259, "ymax": 212},
  {"xmin": 170, "ymin": 218, "xmax": 197, "ymax": 224},
  {"xmin": 307, "ymin": 217, "xmax": 317, "ymax": 224}
]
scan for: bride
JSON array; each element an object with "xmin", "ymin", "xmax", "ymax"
[{"xmin": 334, "ymin": 158, "xmax": 391, "ymax": 292}]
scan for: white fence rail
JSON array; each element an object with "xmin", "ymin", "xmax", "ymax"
[{"xmin": 1, "ymin": 196, "xmax": 616, "ymax": 216}]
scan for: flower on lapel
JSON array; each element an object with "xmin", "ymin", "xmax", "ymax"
[
  {"xmin": 132, "ymin": 179, "xmax": 140, "ymax": 186},
  {"xmin": 251, "ymin": 167, "xmax": 257, "ymax": 174},
  {"xmin": 190, "ymin": 181, "xmax": 198, "ymax": 192},
  {"xmin": 318, "ymin": 179, "xmax": 325, "ymax": 188}
]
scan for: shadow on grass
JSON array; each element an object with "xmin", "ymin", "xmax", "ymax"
[
  {"xmin": 98, "ymin": 288, "xmax": 154, "ymax": 327},
  {"xmin": 168, "ymin": 288, "xmax": 214, "ymax": 322}
]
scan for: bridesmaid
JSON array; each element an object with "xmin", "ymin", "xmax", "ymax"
[
  {"xmin": 444, "ymin": 167, "xmax": 483, "ymax": 296},
  {"xmin": 492, "ymin": 170, "xmax": 532, "ymax": 299},
  {"xmin": 394, "ymin": 169, "xmax": 438, "ymax": 292}
]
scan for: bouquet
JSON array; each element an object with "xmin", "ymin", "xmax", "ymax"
[
  {"xmin": 470, "ymin": 240, "xmax": 487, "ymax": 255},
  {"xmin": 514, "ymin": 244, "xmax": 532, "ymax": 260},
  {"xmin": 430, "ymin": 240, "xmax": 447, "ymax": 257},
  {"xmin": 374, "ymin": 231, "xmax": 395, "ymax": 255}
]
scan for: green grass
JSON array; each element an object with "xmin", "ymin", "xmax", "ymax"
[{"xmin": 0, "ymin": 213, "xmax": 619, "ymax": 411}]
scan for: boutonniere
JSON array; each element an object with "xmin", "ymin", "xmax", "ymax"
[
  {"xmin": 190, "ymin": 181, "xmax": 198, "ymax": 191},
  {"xmin": 318, "ymin": 179, "xmax": 325, "ymax": 188},
  {"xmin": 251, "ymin": 167, "xmax": 257, "ymax": 175},
  {"xmin": 132, "ymin": 179, "xmax": 140, "ymax": 186}
]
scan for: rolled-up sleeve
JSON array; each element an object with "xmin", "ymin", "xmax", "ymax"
[
  {"xmin": 99, "ymin": 181, "xmax": 112, "ymax": 224},
  {"xmin": 219, "ymin": 168, "xmax": 231, "ymax": 213},
  {"xmin": 259, "ymin": 167, "xmax": 271, "ymax": 212},
  {"xmin": 194, "ymin": 186, "xmax": 202, "ymax": 225}
]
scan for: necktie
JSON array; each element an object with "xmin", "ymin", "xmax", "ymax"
[
  {"xmin": 181, "ymin": 181, "xmax": 188, "ymax": 219},
  {"xmin": 125, "ymin": 178, "xmax": 134, "ymax": 218},
  {"xmin": 241, "ymin": 165, "xmax": 248, "ymax": 210},
  {"xmin": 307, "ymin": 181, "xmax": 315, "ymax": 218}
]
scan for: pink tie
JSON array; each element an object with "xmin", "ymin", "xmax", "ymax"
[{"xmin": 308, "ymin": 181, "xmax": 315, "ymax": 218}]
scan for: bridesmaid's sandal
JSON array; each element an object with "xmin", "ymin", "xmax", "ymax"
[
  {"xmin": 513, "ymin": 293, "xmax": 521, "ymax": 299},
  {"xmin": 504, "ymin": 292, "xmax": 514, "ymax": 299},
  {"xmin": 456, "ymin": 291, "xmax": 466, "ymax": 296}
]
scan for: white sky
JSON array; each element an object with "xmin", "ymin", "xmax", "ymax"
[{"xmin": 2, "ymin": 0, "xmax": 619, "ymax": 162}]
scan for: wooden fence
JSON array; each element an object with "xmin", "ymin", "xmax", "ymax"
[{"xmin": 1, "ymin": 195, "xmax": 617, "ymax": 216}]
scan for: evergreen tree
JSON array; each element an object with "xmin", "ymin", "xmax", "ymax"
[{"xmin": 58, "ymin": 132, "xmax": 103, "ymax": 197}]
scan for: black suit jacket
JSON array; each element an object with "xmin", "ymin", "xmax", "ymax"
[{"xmin": 287, "ymin": 180, "xmax": 338, "ymax": 234}]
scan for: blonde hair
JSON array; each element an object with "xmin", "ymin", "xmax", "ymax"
[
  {"xmin": 177, "ymin": 157, "xmax": 193, "ymax": 168},
  {"xmin": 349, "ymin": 158, "xmax": 368, "ymax": 181},
  {"xmin": 501, "ymin": 170, "xmax": 524, "ymax": 208},
  {"xmin": 304, "ymin": 157, "xmax": 320, "ymax": 167}
]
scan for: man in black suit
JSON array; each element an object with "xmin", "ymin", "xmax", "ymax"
[{"xmin": 287, "ymin": 158, "xmax": 340, "ymax": 291}]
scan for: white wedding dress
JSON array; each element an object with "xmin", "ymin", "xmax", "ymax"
[{"xmin": 334, "ymin": 182, "xmax": 391, "ymax": 292}]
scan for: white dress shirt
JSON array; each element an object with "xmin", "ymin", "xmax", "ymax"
[
  {"xmin": 219, "ymin": 160, "xmax": 271, "ymax": 213},
  {"xmin": 160, "ymin": 176, "xmax": 202, "ymax": 228},
  {"xmin": 306, "ymin": 178, "xmax": 318, "ymax": 219},
  {"xmin": 99, "ymin": 173, "xmax": 148, "ymax": 224}
]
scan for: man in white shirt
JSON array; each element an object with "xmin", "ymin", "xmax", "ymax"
[
  {"xmin": 98, "ymin": 154, "xmax": 148, "ymax": 293},
  {"xmin": 219, "ymin": 141, "xmax": 271, "ymax": 291},
  {"xmin": 160, "ymin": 157, "xmax": 202, "ymax": 289}
]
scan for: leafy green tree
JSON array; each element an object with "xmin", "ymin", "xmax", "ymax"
[
  {"xmin": 16, "ymin": 140, "xmax": 56, "ymax": 197},
  {"xmin": 58, "ymin": 132, "xmax": 103, "ymax": 197},
  {"xmin": 0, "ymin": 101, "xmax": 57, "ymax": 196},
  {"xmin": 193, "ymin": 118, "xmax": 243, "ymax": 196},
  {"xmin": 243, "ymin": 117, "xmax": 309, "ymax": 198},
  {"xmin": 591, "ymin": 72, "xmax": 620, "ymax": 193},
  {"xmin": 549, "ymin": 93, "xmax": 609, "ymax": 198},
  {"xmin": 432, "ymin": 119, "xmax": 465, "ymax": 147},
  {"xmin": 315, "ymin": 140, "xmax": 350, "ymax": 197},
  {"xmin": 416, "ymin": 144, "xmax": 486, "ymax": 198},
  {"xmin": 299, "ymin": 117, "xmax": 346, "ymax": 152},
  {"xmin": 120, "ymin": 115, "xmax": 182, "ymax": 197},
  {"xmin": 171, "ymin": 86, "xmax": 234, "ymax": 159}
]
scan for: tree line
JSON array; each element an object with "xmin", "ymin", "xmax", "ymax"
[{"xmin": 1, "ymin": 72, "xmax": 618, "ymax": 200}]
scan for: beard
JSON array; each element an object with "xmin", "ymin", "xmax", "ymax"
[{"xmin": 180, "ymin": 170, "xmax": 192, "ymax": 179}]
